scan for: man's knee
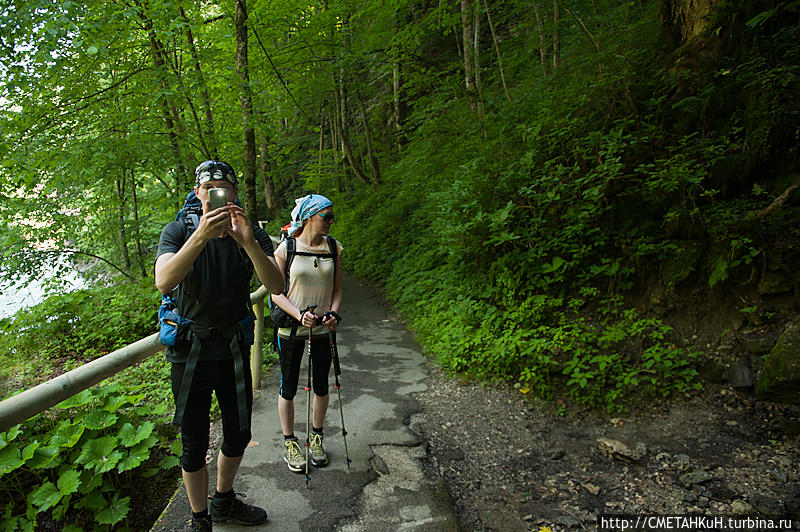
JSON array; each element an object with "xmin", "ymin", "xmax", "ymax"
[
  {"xmin": 181, "ymin": 444, "xmax": 208, "ymax": 472},
  {"xmin": 221, "ymin": 430, "xmax": 252, "ymax": 457}
]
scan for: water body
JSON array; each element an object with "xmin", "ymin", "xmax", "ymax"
[{"xmin": 0, "ymin": 269, "xmax": 87, "ymax": 319}]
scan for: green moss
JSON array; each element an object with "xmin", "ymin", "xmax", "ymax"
[{"xmin": 757, "ymin": 322, "xmax": 800, "ymax": 404}]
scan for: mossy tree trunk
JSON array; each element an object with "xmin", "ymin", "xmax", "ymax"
[{"xmin": 658, "ymin": 0, "xmax": 721, "ymax": 49}]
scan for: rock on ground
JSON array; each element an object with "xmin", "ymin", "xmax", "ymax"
[{"xmin": 411, "ymin": 364, "xmax": 800, "ymax": 531}]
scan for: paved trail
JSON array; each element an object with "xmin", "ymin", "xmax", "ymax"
[{"xmin": 152, "ymin": 274, "xmax": 458, "ymax": 531}]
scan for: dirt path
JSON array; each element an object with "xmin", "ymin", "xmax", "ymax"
[{"xmin": 411, "ymin": 365, "xmax": 800, "ymax": 531}]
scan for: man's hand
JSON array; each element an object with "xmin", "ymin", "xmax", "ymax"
[
  {"xmin": 225, "ymin": 205, "xmax": 284, "ymax": 294},
  {"xmin": 225, "ymin": 204, "xmax": 256, "ymax": 246},
  {"xmin": 196, "ymin": 205, "xmax": 233, "ymax": 241}
]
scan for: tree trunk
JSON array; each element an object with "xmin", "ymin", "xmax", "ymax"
[
  {"xmin": 115, "ymin": 174, "xmax": 131, "ymax": 270},
  {"xmin": 460, "ymin": 0, "xmax": 476, "ymax": 108},
  {"xmin": 658, "ymin": 0, "xmax": 719, "ymax": 49},
  {"xmin": 332, "ymin": 75, "xmax": 369, "ymax": 184},
  {"xmin": 259, "ymin": 139, "xmax": 277, "ymax": 220},
  {"xmin": 356, "ymin": 92, "xmax": 380, "ymax": 186},
  {"xmin": 181, "ymin": 6, "xmax": 218, "ymax": 159},
  {"xmin": 327, "ymin": 110, "xmax": 344, "ymax": 192},
  {"xmin": 134, "ymin": 0, "xmax": 189, "ymax": 187},
  {"xmin": 130, "ymin": 170, "xmax": 147, "ymax": 278},
  {"xmin": 553, "ymin": 0, "xmax": 560, "ymax": 71},
  {"xmin": 483, "ymin": 0, "xmax": 511, "ymax": 101},
  {"xmin": 391, "ymin": 11, "xmax": 405, "ymax": 149},
  {"xmin": 235, "ymin": 0, "xmax": 258, "ymax": 220},
  {"xmin": 533, "ymin": 1, "xmax": 548, "ymax": 71},
  {"xmin": 473, "ymin": 0, "xmax": 486, "ymax": 122}
]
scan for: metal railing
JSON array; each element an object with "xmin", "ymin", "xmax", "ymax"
[{"xmin": 0, "ymin": 286, "xmax": 270, "ymax": 433}]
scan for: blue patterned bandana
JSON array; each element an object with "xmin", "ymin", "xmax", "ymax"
[{"xmin": 289, "ymin": 194, "xmax": 333, "ymax": 236}]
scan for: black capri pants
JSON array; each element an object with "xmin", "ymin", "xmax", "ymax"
[
  {"xmin": 278, "ymin": 335, "xmax": 332, "ymax": 400},
  {"xmin": 170, "ymin": 354, "xmax": 253, "ymax": 473}
]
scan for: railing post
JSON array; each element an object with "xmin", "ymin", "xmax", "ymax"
[{"xmin": 251, "ymin": 298, "xmax": 265, "ymax": 390}]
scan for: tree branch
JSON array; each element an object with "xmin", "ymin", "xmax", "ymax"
[
  {"xmin": 54, "ymin": 249, "xmax": 138, "ymax": 281},
  {"xmin": 756, "ymin": 175, "xmax": 800, "ymax": 217}
]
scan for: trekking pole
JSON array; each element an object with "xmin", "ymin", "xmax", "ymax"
[
  {"xmin": 325, "ymin": 312, "xmax": 351, "ymax": 469},
  {"xmin": 304, "ymin": 304, "xmax": 317, "ymax": 489}
]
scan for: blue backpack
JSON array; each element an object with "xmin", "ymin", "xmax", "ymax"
[{"xmin": 158, "ymin": 191, "xmax": 255, "ymax": 347}]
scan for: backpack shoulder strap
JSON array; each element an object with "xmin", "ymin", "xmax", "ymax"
[
  {"xmin": 326, "ymin": 236, "xmax": 338, "ymax": 278},
  {"xmin": 184, "ymin": 213, "xmax": 200, "ymax": 238},
  {"xmin": 283, "ymin": 237, "xmax": 296, "ymax": 293}
]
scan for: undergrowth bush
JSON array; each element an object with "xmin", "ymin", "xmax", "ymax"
[
  {"xmin": 0, "ymin": 384, "xmax": 179, "ymax": 531},
  {"xmin": 0, "ymin": 279, "xmax": 157, "ymax": 395},
  {"xmin": 329, "ymin": 2, "xmax": 799, "ymax": 413}
]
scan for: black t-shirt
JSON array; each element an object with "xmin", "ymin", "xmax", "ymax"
[{"xmin": 156, "ymin": 220, "xmax": 274, "ymax": 362}]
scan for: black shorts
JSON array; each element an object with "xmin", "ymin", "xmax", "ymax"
[
  {"xmin": 277, "ymin": 335, "xmax": 332, "ymax": 400},
  {"xmin": 170, "ymin": 355, "xmax": 252, "ymax": 472}
]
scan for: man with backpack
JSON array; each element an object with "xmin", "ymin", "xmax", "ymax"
[{"xmin": 155, "ymin": 160, "xmax": 283, "ymax": 531}]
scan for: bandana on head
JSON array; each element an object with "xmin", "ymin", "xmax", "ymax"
[
  {"xmin": 289, "ymin": 194, "xmax": 333, "ymax": 236},
  {"xmin": 195, "ymin": 160, "xmax": 238, "ymax": 186}
]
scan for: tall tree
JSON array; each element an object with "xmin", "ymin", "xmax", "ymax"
[
  {"xmin": 461, "ymin": 0, "xmax": 477, "ymax": 109},
  {"xmin": 235, "ymin": 0, "xmax": 259, "ymax": 219}
]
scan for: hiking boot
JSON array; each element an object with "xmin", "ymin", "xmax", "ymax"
[
  {"xmin": 191, "ymin": 514, "xmax": 212, "ymax": 531},
  {"xmin": 283, "ymin": 438, "xmax": 306, "ymax": 473},
  {"xmin": 309, "ymin": 432, "xmax": 329, "ymax": 467},
  {"xmin": 209, "ymin": 493, "xmax": 267, "ymax": 526}
]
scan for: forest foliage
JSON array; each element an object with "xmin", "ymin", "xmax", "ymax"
[
  {"xmin": 1, "ymin": 0, "xmax": 798, "ymax": 408},
  {"xmin": 1, "ymin": 0, "xmax": 800, "ymax": 527}
]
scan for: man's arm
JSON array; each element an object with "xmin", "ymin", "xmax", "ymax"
[{"xmin": 227, "ymin": 206, "xmax": 284, "ymax": 294}]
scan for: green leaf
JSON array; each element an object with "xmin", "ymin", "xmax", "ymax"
[
  {"xmin": 118, "ymin": 421, "xmax": 154, "ymax": 447},
  {"xmin": 21, "ymin": 441, "xmax": 40, "ymax": 461},
  {"xmin": 57, "ymin": 468, "xmax": 81, "ymax": 496},
  {"xmin": 117, "ymin": 440, "xmax": 152, "ymax": 473},
  {"xmin": 76, "ymin": 490, "xmax": 105, "ymax": 511},
  {"xmin": 170, "ymin": 439, "xmax": 182, "ymax": 456},
  {"xmin": 26, "ymin": 445, "xmax": 61, "ymax": 469},
  {"xmin": 708, "ymin": 257, "xmax": 728, "ymax": 287},
  {"xmin": 0, "ymin": 425, "xmax": 22, "ymax": 450},
  {"xmin": 0, "ymin": 446, "xmax": 24, "ymax": 477},
  {"xmin": 83, "ymin": 410, "xmax": 118, "ymax": 430},
  {"xmin": 95, "ymin": 494, "xmax": 130, "ymax": 525},
  {"xmin": 86, "ymin": 45, "xmax": 99, "ymax": 55},
  {"xmin": 52, "ymin": 493, "xmax": 71, "ymax": 520},
  {"xmin": 29, "ymin": 481, "xmax": 61, "ymax": 512},
  {"xmin": 76, "ymin": 436, "xmax": 123, "ymax": 473},
  {"xmin": 57, "ymin": 389, "xmax": 93, "ymax": 408},
  {"xmin": 78, "ymin": 469, "xmax": 103, "ymax": 494},
  {"xmin": 50, "ymin": 421, "xmax": 85, "ymax": 449},
  {"xmin": 160, "ymin": 455, "xmax": 180, "ymax": 471},
  {"xmin": 101, "ymin": 395, "xmax": 130, "ymax": 412},
  {"xmin": 135, "ymin": 403, "xmax": 168, "ymax": 417}
]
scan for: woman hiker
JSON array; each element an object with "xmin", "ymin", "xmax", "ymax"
[{"xmin": 270, "ymin": 194, "xmax": 343, "ymax": 473}]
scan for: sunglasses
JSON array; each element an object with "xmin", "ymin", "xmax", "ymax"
[{"xmin": 318, "ymin": 212, "xmax": 335, "ymax": 223}]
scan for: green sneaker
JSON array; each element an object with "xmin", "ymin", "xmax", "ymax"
[
  {"xmin": 284, "ymin": 438, "xmax": 306, "ymax": 473},
  {"xmin": 310, "ymin": 432, "xmax": 329, "ymax": 467},
  {"xmin": 208, "ymin": 493, "xmax": 267, "ymax": 526}
]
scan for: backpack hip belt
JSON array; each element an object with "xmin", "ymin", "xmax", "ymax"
[{"xmin": 172, "ymin": 323, "xmax": 250, "ymax": 432}]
